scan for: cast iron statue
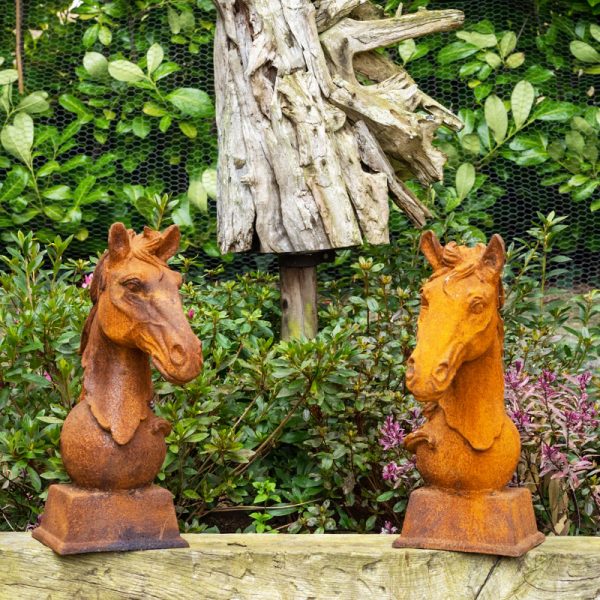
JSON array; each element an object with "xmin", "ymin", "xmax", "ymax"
[
  {"xmin": 393, "ymin": 231, "xmax": 545, "ymax": 556},
  {"xmin": 33, "ymin": 223, "xmax": 202, "ymax": 554}
]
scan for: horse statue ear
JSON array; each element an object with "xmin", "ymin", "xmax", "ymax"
[
  {"xmin": 156, "ymin": 224, "xmax": 181, "ymax": 262},
  {"xmin": 480, "ymin": 234, "xmax": 505, "ymax": 275},
  {"xmin": 420, "ymin": 230, "xmax": 444, "ymax": 270},
  {"xmin": 108, "ymin": 222, "xmax": 131, "ymax": 263}
]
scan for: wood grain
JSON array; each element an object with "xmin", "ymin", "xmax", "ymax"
[
  {"xmin": 1, "ymin": 534, "xmax": 599, "ymax": 599},
  {"xmin": 214, "ymin": 0, "xmax": 464, "ymax": 254}
]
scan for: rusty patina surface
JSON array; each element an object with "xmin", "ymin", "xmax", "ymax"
[
  {"xmin": 394, "ymin": 231, "xmax": 544, "ymax": 557},
  {"xmin": 33, "ymin": 223, "xmax": 202, "ymax": 554}
]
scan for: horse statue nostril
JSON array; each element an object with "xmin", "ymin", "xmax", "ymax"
[
  {"xmin": 171, "ymin": 344, "xmax": 186, "ymax": 366},
  {"xmin": 433, "ymin": 362, "xmax": 449, "ymax": 383}
]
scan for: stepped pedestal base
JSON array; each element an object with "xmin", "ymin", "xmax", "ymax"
[
  {"xmin": 393, "ymin": 486, "xmax": 545, "ymax": 557},
  {"xmin": 32, "ymin": 483, "xmax": 188, "ymax": 555}
]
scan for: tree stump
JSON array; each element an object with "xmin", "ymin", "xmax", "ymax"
[{"xmin": 212, "ymin": 0, "xmax": 464, "ymax": 336}]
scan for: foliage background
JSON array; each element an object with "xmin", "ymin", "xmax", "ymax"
[
  {"xmin": 0, "ymin": 0, "xmax": 598, "ymax": 281},
  {"xmin": 0, "ymin": 0, "xmax": 599, "ymax": 537}
]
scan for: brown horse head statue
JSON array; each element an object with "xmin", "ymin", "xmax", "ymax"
[
  {"xmin": 33, "ymin": 223, "xmax": 203, "ymax": 554},
  {"xmin": 78, "ymin": 223, "xmax": 203, "ymax": 447}
]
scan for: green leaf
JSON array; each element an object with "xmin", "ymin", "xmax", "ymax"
[
  {"xmin": 533, "ymin": 100, "xmax": 580, "ymax": 122},
  {"xmin": 132, "ymin": 116, "xmax": 151, "ymax": 138},
  {"xmin": 42, "ymin": 185, "xmax": 72, "ymax": 200},
  {"xmin": 376, "ymin": 490, "xmax": 396, "ymax": 502},
  {"xmin": 83, "ymin": 52, "xmax": 109, "ymax": 78},
  {"xmin": 43, "ymin": 204, "xmax": 64, "ymax": 221},
  {"xmin": 166, "ymin": 88, "xmax": 214, "ymax": 117},
  {"xmin": 37, "ymin": 160, "xmax": 60, "ymax": 177},
  {"xmin": 153, "ymin": 62, "xmax": 180, "ymax": 81},
  {"xmin": 168, "ymin": 8, "xmax": 181, "ymax": 34},
  {"xmin": 524, "ymin": 65, "xmax": 554, "ymax": 84},
  {"xmin": 505, "ymin": 52, "xmax": 525, "ymax": 69},
  {"xmin": 0, "ymin": 167, "xmax": 28, "ymax": 201},
  {"xmin": 188, "ymin": 174, "xmax": 208, "ymax": 212},
  {"xmin": 59, "ymin": 94, "xmax": 93, "ymax": 121},
  {"xmin": 456, "ymin": 31, "xmax": 497, "ymax": 49},
  {"xmin": 1, "ymin": 113, "xmax": 34, "ymax": 164},
  {"xmin": 12, "ymin": 208, "xmax": 39, "ymax": 224},
  {"xmin": 499, "ymin": 32, "xmax": 517, "ymax": 58},
  {"xmin": 474, "ymin": 82, "xmax": 492, "ymax": 102},
  {"xmin": 437, "ymin": 42, "xmax": 479, "ymax": 65},
  {"xmin": 16, "ymin": 91, "xmax": 50, "ymax": 114},
  {"xmin": 108, "ymin": 60, "xmax": 145, "ymax": 83},
  {"xmin": 455, "ymin": 162, "xmax": 475, "ymax": 201},
  {"xmin": 572, "ymin": 180, "xmax": 598, "ymax": 202},
  {"xmin": 172, "ymin": 197, "xmax": 193, "ymax": 227},
  {"xmin": 0, "ymin": 69, "xmax": 18, "ymax": 85},
  {"xmin": 483, "ymin": 52, "xmax": 502, "ymax": 69},
  {"xmin": 484, "ymin": 94, "xmax": 508, "ymax": 144},
  {"xmin": 202, "ymin": 168, "xmax": 217, "ymax": 199},
  {"xmin": 73, "ymin": 175, "xmax": 96, "ymax": 203},
  {"xmin": 143, "ymin": 102, "xmax": 167, "ymax": 117},
  {"xmin": 397, "ymin": 39, "xmax": 416, "ymax": 64},
  {"xmin": 511, "ymin": 80, "xmax": 535, "ymax": 129},
  {"xmin": 570, "ymin": 40, "xmax": 600, "ymax": 63},
  {"xmin": 180, "ymin": 9, "xmax": 195, "ymax": 33},
  {"xmin": 565, "ymin": 131, "xmax": 585, "ymax": 154},
  {"xmin": 98, "ymin": 26, "xmax": 112, "ymax": 46},
  {"xmin": 590, "ymin": 24, "xmax": 600, "ymax": 44},
  {"xmin": 460, "ymin": 133, "xmax": 481, "ymax": 154},
  {"xmin": 147, "ymin": 43, "xmax": 164, "ymax": 75},
  {"xmin": 159, "ymin": 115, "xmax": 172, "ymax": 133},
  {"xmin": 568, "ymin": 174, "xmax": 589, "ymax": 187},
  {"xmin": 82, "ymin": 24, "xmax": 99, "ymax": 48},
  {"xmin": 179, "ymin": 121, "xmax": 197, "ymax": 138}
]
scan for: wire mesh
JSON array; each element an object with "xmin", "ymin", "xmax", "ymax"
[{"xmin": 0, "ymin": 0, "xmax": 597, "ymax": 285}]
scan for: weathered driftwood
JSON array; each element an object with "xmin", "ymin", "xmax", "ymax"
[
  {"xmin": 2, "ymin": 533, "xmax": 600, "ymax": 599},
  {"xmin": 214, "ymin": 1, "xmax": 464, "ymax": 254}
]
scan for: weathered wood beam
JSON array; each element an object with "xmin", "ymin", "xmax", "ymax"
[{"xmin": 2, "ymin": 534, "xmax": 600, "ymax": 599}]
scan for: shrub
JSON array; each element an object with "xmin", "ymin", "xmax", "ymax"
[{"xmin": 0, "ymin": 214, "xmax": 597, "ymax": 534}]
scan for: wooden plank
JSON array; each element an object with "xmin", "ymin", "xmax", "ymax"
[{"xmin": 1, "ymin": 534, "xmax": 599, "ymax": 599}]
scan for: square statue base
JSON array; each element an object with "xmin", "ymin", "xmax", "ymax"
[
  {"xmin": 32, "ymin": 483, "xmax": 188, "ymax": 555},
  {"xmin": 393, "ymin": 486, "xmax": 545, "ymax": 557}
]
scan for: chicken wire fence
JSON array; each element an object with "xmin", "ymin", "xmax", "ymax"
[{"xmin": 0, "ymin": 0, "xmax": 598, "ymax": 285}]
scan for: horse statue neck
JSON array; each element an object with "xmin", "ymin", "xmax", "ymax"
[
  {"xmin": 81, "ymin": 314, "xmax": 153, "ymax": 445},
  {"xmin": 440, "ymin": 321, "xmax": 505, "ymax": 451}
]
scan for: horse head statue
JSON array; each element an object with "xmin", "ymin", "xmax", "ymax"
[
  {"xmin": 403, "ymin": 231, "xmax": 519, "ymax": 491},
  {"xmin": 33, "ymin": 223, "xmax": 203, "ymax": 554},
  {"xmin": 61, "ymin": 223, "xmax": 202, "ymax": 489}
]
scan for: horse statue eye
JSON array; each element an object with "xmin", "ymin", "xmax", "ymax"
[
  {"xmin": 122, "ymin": 278, "xmax": 143, "ymax": 292},
  {"xmin": 470, "ymin": 299, "xmax": 485, "ymax": 314}
]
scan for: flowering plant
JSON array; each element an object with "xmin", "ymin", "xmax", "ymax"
[{"xmin": 506, "ymin": 363, "xmax": 599, "ymax": 535}]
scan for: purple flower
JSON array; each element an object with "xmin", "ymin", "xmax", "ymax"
[
  {"xmin": 378, "ymin": 415, "xmax": 405, "ymax": 450},
  {"xmin": 187, "ymin": 308, "xmax": 195, "ymax": 319},
  {"xmin": 577, "ymin": 371, "xmax": 592, "ymax": 391},
  {"xmin": 380, "ymin": 521, "xmax": 398, "ymax": 535},
  {"xmin": 382, "ymin": 458, "xmax": 417, "ymax": 484},
  {"xmin": 43, "ymin": 372, "xmax": 52, "ymax": 382},
  {"xmin": 82, "ymin": 273, "xmax": 93, "ymax": 289},
  {"xmin": 539, "ymin": 370, "xmax": 557, "ymax": 395},
  {"xmin": 382, "ymin": 461, "xmax": 400, "ymax": 482},
  {"xmin": 507, "ymin": 407, "xmax": 532, "ymax": 434}
]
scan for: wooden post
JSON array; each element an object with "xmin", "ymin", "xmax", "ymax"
[{"xmin": 279, "ymin": 253, "xmax": 331, "ymax": 340}]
